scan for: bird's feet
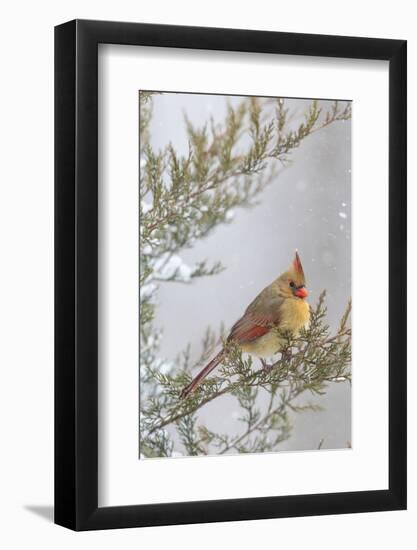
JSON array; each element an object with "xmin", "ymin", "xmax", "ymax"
[
  {"xmin": 260, "ymin": 358, "xmax": 274, "ymax": 373},
  {"xmin": 281, "ymin": 348, "xmax": 292, "ymax": 361}
]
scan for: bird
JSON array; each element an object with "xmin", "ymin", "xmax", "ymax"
[{"xmin": 180, "ymin": 251, "xmax": 310, "ymax": 399}]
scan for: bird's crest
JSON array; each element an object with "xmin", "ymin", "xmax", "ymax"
[
  {"xmin": 286, "ymin": 250, "xmax": 306, "ymax": 287},
  {"xmin": 292, "ymin": 251, "xmax": 305, "ymax": 278}
]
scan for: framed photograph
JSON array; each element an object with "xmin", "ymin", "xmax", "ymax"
[{"xmin": 55, "ymin": 19, "xmax": 406, "ymax": 531}]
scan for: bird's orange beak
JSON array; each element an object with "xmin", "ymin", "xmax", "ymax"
[{"xmin": 295, "ymin": 287, "xmax": 308, "ymax": 298}]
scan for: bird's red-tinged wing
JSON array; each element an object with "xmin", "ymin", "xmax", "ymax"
[
  {"xmin": 228, "ymin": 285, "xmax": 283, "ymax": 344},
  {"xmin": 228, "ymin": 313, "xmax": 273, "ymax": 344}
]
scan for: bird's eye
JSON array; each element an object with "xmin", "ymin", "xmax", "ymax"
[{"xmin": 289, "ymin": 281, "xmax": 295, "ymax": 288}]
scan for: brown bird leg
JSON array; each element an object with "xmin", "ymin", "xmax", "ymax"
[
  {"xmin": 260, "ymin": 358, "xmax": 273, "ymax": 373},
  {"xmin": 281, "ymin": 348, "xmax": 292, "ymax": 361}
]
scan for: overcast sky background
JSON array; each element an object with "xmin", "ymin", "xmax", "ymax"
[{"xmin": 143, "ymin": 92, "xmax": 351, "ymax": 454}]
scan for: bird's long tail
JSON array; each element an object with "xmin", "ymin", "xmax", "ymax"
[{"xmin": 179, "ymin": 350, "xmax": 224, "ymax": 399}]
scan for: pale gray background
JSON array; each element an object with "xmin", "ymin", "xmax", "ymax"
[{"xmin": 146, "ymin": 92, "xmax": 351, "ymax": 453}]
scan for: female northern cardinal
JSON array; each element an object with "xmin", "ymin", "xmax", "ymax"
[{"xmin": 180, "ymin": 251, "xmax": 310, "ymax": 399}]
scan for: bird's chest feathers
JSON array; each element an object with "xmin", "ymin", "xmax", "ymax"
[
  {"xmin": 241, "ymin": 299, "xmax": 310, "ymax": 358},
  {"xmin": 279, "ymin": 298, "xmax": 310, "ymax": 333}
]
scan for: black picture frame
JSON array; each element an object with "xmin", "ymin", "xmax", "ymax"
[{"xmin": 55, "ymin": 19, "xmax": 407, "ymax": 531}]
